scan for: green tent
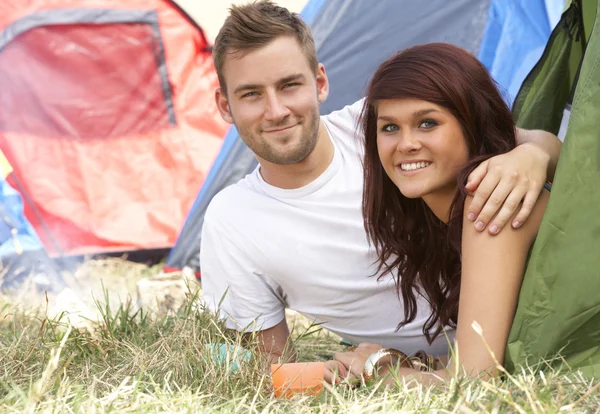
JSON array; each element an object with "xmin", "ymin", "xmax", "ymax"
[{"xmin": 506, "ymin": 0, "xmax": 600, "ymax": 378}]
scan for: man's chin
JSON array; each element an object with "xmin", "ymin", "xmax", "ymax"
[
  {"xmin": 268, "ymin": 144, "xmax": 315, "ymax": 165},
  {"xmin": 273, "ymin": 151, "xmax": 311, "ymax": 165}
]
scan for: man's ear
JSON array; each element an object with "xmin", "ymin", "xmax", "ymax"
[
  {"xmin": 316, "ymin": 63, "xmax": 329, "ymax": 103},
  {"xmin": 215, "ymin": 88, "xmax": 234, "ymax": 124}
]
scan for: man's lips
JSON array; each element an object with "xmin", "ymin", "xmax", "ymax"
[{"xmin": 263, "ymin": 123, "xmax": 298, "ymax": 133}]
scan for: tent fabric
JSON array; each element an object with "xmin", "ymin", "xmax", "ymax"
[
  {"xmin": 0, "ymin": 152, "xmax": 63, "ymax": 293},
  {"xmin": 166, "ymin": 0, "xmax": 565, "ymax": 275},
  {"xmin": 163, "ymin": 125, "xmax": 257, "ymax": 274},
  {"xmin": 1, "ymin": 21, "xmax": 174, "ymax": 140},
  {"xmin": 0, "ymin": 178, "xmax": 43, "ymax": 258},
  {"xmin": 310, "ymin": 0, "xmax": 491, "ymax": 114},
  {"xmin": 0, "ymin": 186, "xmax": 61, "ymax": 291},
  {"xmin": 478, "ymin": 0, "xmax": 564, "ymax": 104},
  {"xmin": 511, "ymin": 1, "xmax": 584, "ymax": 134},
  {"xmin": 505, "ymin": 0, "xmax": 600, "ymax": 378},
  {"xmin": 0, "ymin": 0, "xmax": 229, "ymax": 257},
  {"xmin": 1, "ymin": 9, "xmax": 163, "ymax": 49}
]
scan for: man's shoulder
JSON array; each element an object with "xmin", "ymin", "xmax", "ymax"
[
  {"xmin": 204, "ymin": 175, "xmax": 264, "ymax": 224},
  {"xmin": 322, "ymin": 98, "xmax": 366, "ymax": 156},
  {"xmin": 206, "ymin": 181, "xmax": 248, "ymax": 213},
  {"xmin": 322, "ymin": 98, "xmax": 365, "ymax": 127}
]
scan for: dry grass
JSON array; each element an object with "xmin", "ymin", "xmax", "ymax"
[{"xmin": 0, "ymin": 259, "xmax": 598, "ymax": 413}]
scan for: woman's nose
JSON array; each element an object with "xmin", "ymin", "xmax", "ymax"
[{"xmin": 396, "ymin": 131, "xmax": 422, "ymax": 153}]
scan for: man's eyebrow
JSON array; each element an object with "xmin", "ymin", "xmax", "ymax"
[
  {"xmin": 233, "ymin": 83, "xmax": 262, "ymax": 95},
  {"xmin": 278, "ymin": 74, "xmax": 306, "ymax": 85},
  {"xmin": 232, "ymin": 74, "xmax": 306, "ymax": 95}
]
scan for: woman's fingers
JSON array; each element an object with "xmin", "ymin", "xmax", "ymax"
[{"xmin": 324, "ymin": 360, "xmax": 348, "ymax": 384}]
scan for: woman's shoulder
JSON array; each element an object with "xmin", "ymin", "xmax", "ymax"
[{"xmin": 462, "ymin": 188, "xmax": 550, "ymax": 248}]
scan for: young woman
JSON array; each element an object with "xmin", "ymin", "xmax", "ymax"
[{"xmin": 326, "ymin": 43, "xmax": 551, "ymax": 384}]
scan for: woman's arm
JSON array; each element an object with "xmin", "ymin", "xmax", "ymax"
[
  {"xmin": 451, "ymin": 190, "xmax": 549, "ymax": 377},
  {"xmin": 328, "ymin": 190, "xmax": 549, "ymax": 385},
  {"xmin": 375, "ymin": 189, "xmax": 549, "ymax": 384},
  {"xmin": 327, "ymin": 190, "xmax": 549, "ymax": 385}
]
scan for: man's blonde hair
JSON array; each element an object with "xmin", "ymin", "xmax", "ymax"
[{"xmin": 213, "ymin": 0, "xmax": 318, "ymax": 92}]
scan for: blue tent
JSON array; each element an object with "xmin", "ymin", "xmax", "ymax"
[
  {"xmin": 165, "ymin": 0, "xmax": 565, "ymax": 276},
  {"xmin": 0, "ymin": 179, "xmax": 42, "ymax": 258},
  {"xmin": 0, "ymin": 176, "xmax": 63, "ymax": 291}
]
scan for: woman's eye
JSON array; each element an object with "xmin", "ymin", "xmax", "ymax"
[
  {"xmin": 381, "ymin": 124, "xmax": 399, "ymax": 132},
  {"xmin": 419, "ymin": 119, "xmax": 438, "ymax": 129}
]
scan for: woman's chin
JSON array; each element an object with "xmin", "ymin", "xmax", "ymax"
[
  {"xmin": 392, "ymin": 180, "xmax": 428, "ymax": 199},
  {"xmin": 399, "ymin": 189, "xmax": 426, "ymax": 199}
]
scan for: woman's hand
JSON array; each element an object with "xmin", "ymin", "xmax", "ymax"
[
  {"xmin": 465, "ymin": 142, "xmax": 549, "ymax": 235},
  {"xmin": 324, "ymin": 343, "xmax": 383, "ymax": 384},
  {"xmin": 324, "ymin": 360, "xmax": 350, "ymax": 384}
]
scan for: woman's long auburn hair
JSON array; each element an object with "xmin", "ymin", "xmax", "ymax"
[{"xmin": 361, "ymin": 43, "xmax": 517, "ymax": 343}]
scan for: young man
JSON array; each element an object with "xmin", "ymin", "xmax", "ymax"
[{"xmin": 202, "ymin": 1, "xmax": 561, "ymax": 364}]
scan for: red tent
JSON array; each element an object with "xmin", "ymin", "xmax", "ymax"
[{"xmin": 0, "ymin": 0, "xmax": 228, "ymax": 257}]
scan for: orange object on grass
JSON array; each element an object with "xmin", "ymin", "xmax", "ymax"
[{"xmin": 270, "ymin": 362, "xmax": 325, "ymax": 398}]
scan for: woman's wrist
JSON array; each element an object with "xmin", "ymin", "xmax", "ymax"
[
  {"xmin": 362, "ymin": 348, "xmax": 420, "ymax": 385},
  {"xmin": 361, "ymin": 348, "xmax": 444, "ymax": 386}
]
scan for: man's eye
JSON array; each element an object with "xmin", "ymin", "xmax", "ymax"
[
  {"xmin": 283, "ymin": 82, "xmax": 300, "ymax": 89},
  {"xmin": 241, "ymin": 92, "xmax": 259, "ymax": 98},
  {"xmin": 419, "ymin": 119, "xmax": 438, "ymax": 129},
  {"xmin": 380, "ymin": 124, "xmax": 399, "ymax": 132}
]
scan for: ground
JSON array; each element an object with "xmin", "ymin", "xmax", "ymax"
[{"xmin": 0, "ymin": 258, "xmax": 598, "ymax": 412}]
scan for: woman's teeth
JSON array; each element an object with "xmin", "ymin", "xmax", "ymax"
[{"xmin": 400, "ymin": 162, "xmax": 431, "ymax": 171}]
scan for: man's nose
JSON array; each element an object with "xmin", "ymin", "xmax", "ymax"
[{"xmin": 264, "ymin": 92, "xmax": 291, "ymax": 122}]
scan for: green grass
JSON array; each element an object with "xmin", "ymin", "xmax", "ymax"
[{"xmin": 1, "ymin": 262, "xmax": 599, "ymax": 413}]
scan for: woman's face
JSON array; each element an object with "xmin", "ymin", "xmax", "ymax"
[{"xmin": 376, "ymin": 98, "xmax": 469, "ymax": 200}]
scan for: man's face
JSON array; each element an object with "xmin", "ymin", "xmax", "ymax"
[{"xmin": 216, "ymin": 36, "xmax": 329, "ymax": 165}]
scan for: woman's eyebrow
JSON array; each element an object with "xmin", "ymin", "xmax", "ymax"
[
  {"xmin": 377, "ymin": 108, "xmax": 440, "ymax": 122},
  {"xmin": 377, "ymin": 115, "xmax": 397, "ymax": 122},
  {"xmin": 412, "ymin": 108, "xmax": 439, "ymax": 117}
]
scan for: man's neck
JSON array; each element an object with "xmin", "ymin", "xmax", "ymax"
[{"xmin": 258, "ymin": 120, "xmax": 334, "ymax": 189}]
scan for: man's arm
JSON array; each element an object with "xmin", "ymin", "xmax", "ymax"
[
  {"xmin": 465, "ymin": 128, "xmax": 561, "ymax": 234},
  {"xmin": 201, "ymin": 197, "xmax": 292, "ymax": 362},
  {"xmin": 515, "ymin": 128, "xmax": 562, "ymax": 180}
]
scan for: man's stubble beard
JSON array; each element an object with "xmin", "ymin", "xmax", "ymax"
[{"xmin": 238, "ymin": 106, "xmax": 321, "ymax": 166}]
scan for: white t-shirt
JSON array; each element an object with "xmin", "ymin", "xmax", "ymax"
[{"xmin": 201, "ymin": 99, "xmax": 454, "ymax": 356}]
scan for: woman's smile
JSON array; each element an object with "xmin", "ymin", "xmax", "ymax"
[{"xmin": 396, "ymin": 160, "xmax": 432, "ymax": 174}]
